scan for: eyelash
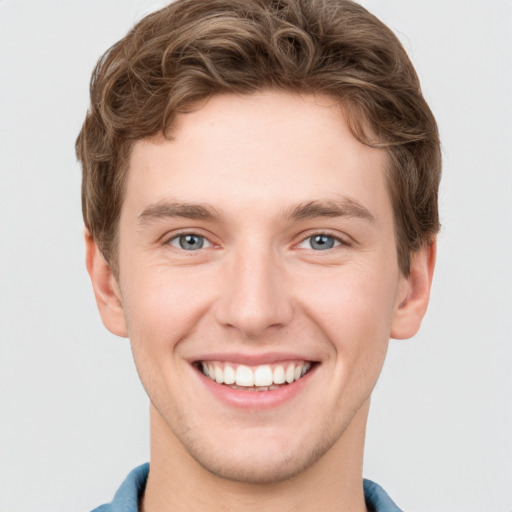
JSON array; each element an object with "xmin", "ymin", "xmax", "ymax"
[
  {"xmin": 167, "ymin": 232, "xmax": 212, "ymax": 251},
  {"xmin": 165, "ymin": 231, "xmax": 347, "ymax": 252},
  {"xmin": 297, "ymin": 233, "xmax": 345, "ymax": 251}
]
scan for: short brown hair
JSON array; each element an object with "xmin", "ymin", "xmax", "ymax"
[{"xmin": 76, "ymin": 0, "xmax": 441, "ymax": 276}]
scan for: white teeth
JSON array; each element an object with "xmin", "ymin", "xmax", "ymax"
[
  {"xmin": 214, "ymin": 365, "xmax": 224, "ymax": 384},
  {"xmin": 254, "ymin": 365, "xmax": 273, "ymax": 386},
  {"xmin": 285, "ymin": 363, "xmax": 295, "ymax": 384},
  {"xmin": 235, "ymin": 365, "xmax": 254, "ymax": 387},
  {"xmin": 223, "ymin": 365, "xmax": 235, "ymax": 385},
  {"xmin": 201, "ymin": 361, "xmax": 313, "ymax": 388},
  {"xmin": 273, "ymin": 365, "xmax": 286, "ymax": 384}
]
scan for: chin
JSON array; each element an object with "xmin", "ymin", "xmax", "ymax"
[
  {"xmin": 178, "ymin": 426, "xmax": 339, "ymax": 485},
  {"xmin": 190, "ymin": 447, "xmax": 323, "ymax": 484}
]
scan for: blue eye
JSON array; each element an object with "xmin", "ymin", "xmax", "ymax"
[
  {"xmin": 300, "ymin": 234, "xmax": 341, "ymax": 250},
  {"xmin": 169, "ymin": 234, "xmax": 210, "ymax": 251}
]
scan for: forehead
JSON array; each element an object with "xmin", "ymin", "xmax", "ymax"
[{"xmin": 125, "ymin": 91, "xmax": 390, "ymax": 223}]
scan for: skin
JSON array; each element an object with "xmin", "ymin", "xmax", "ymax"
[{"xmin": 86, "ymin": 91, "xmax": 436, "ymax": 512}]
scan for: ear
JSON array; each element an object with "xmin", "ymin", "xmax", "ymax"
[
  {"xmin": 390, "ymin": 240, "xmax": 437, "ymax": 340},
  {"xmin": 85, "ymin": 230, "xmax": 128, "ymax": 338}
]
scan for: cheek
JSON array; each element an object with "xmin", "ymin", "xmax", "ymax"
[
  {"xmin": 296, "ymin": 264, "xmax": 398, "ymax": 357},
  {"xmin": 121, "ymin": 268, "xmax": 215, "ymax": 403},
  {"xmin": 120, "ymin": 264, "xmax": 215, "ymax": 357}
]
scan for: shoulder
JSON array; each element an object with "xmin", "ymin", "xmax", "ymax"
[
  {"xmin": 363, "ymin": 479, "xmax": 403, "ymax": 512},
  {"xmin": 90, "ymin": 463, "xmax": 149, "ymax": 512}
]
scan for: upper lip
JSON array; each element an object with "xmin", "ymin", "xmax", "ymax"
[{"xmin": 190, "ymin": 352, "xmax": 318, "ymax": 366}]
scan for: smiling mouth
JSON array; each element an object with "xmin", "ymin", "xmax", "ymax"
[{"xmin": 195, "ymin": 361, "xmax": 316, "ymax": 391}]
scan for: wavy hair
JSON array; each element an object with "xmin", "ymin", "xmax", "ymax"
[{"xmin": 76, "ymin": 0, "xmax": 441, "ymax": 275}]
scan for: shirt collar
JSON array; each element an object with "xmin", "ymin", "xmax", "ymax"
[{"xmin": 93, "ymin": 463, "xmax": 403, "ymax": 512}]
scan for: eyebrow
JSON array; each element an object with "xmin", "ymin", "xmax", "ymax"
[
  {"xmin": 137, "ymin": 197, "xmax": 375, "ymax": 225},
  {"xmin": 284, "ymin": 198, "xmax": 376, "ymax": 223},
  {"xmin": 137, "ymin": 202, "xmax": 221, "ymax": 224}
]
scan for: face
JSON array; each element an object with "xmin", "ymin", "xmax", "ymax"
[{"xmin": 88, "ymin": 91, "xmax": 433, "ymax": 484}]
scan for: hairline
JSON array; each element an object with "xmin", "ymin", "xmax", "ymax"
[{"xmin": 99, "ymin": 90, "xmax": 413, "ymax": 278}]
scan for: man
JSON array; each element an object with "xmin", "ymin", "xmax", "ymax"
[{"xmin": 76, "ymin": 0, "xmax": 440, "ymax": 510}]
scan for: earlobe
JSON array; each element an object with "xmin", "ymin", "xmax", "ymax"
[
  {"xmin": 390, "ymin": 240, "xmax": 437, "ymax": 340},
  {"xmin": 85, "ymin": 230, "xmax": 128, "ymax": 338}
]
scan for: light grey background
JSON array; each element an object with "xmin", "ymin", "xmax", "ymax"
[{"xmin": 0, "ymin": 1, "xmax": 510, "ymax": 511}]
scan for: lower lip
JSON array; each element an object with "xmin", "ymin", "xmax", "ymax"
[{"xmin": 195, "ymin": 365, "xmax": 318, "ymax": 410}]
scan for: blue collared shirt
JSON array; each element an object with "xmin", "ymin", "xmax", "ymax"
[{"xmin": 92, "ymin": 463, "xmax": 403, "ymax": 512}]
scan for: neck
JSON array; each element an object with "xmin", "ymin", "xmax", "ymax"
[{"xmin": 142, "ymin": 401, "xmax": 370, "ymax": 512}]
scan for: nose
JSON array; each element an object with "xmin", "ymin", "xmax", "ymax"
[{"xmin": 214, "ymin": 245, "xmax": 294, "ymax": 339}]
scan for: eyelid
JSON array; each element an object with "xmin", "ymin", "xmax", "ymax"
[
  {"xmin": 163, "ymin": 229, "xmax": 216, "ymax": 249},
  {"xmin": 160, "ymin": 228, "xmax": 350, "ymax": 250},
  {"xmin": 295, "ymin": 230, "xmax": 350, "ymax": 250},
  {"xmin": 169, "ymin": 234, "xmax": 211, "ymax": 249}
]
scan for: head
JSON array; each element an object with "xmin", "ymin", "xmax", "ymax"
[
  {"xmin": 77, "ymin": 0, "xmax": 440, "ymax": 487},
  {"xmin": 77, "ymin": 0, "xmax": 441, "ymax": 278}
]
